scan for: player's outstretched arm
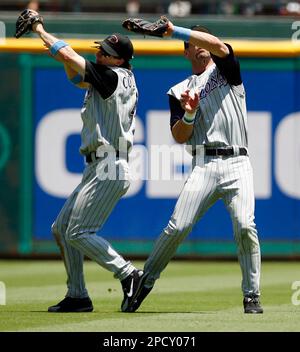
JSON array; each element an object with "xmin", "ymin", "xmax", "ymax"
[
  {"xmin": 122, "ymin": 16, "xmax": 229, "ymax": 58},
  {"xmin": 165, "ymin": 20, "xmax": 229, "ymax": 58},
  {"xmin": 15, "ymin": 10, "xmax": 86, "ymax": 75},
  {"xmin": 32, "ymin": 22, "xmax": 86, "ymax": 77},
  {"xmin": 45, "ymin": 47, "xmax": 89, "ymax": 89},
  {"xmin": 62, "ymin": 63, "xmax": 90, "ymax": 89}
]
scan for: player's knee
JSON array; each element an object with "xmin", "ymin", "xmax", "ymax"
[
  {"xmin": 235, "ymin": 217, "xmax": 255, "ymax": 234},
  {"xmin": 52, "ymin": 221, "xmax": 71, "ymax": 245},
  {"xmin": 64, "ymin": 229, "xmax": 85, "ymax": 244},
  {"xmin": 52, "ymin": 217, "xmax": 70, "ymax": 237},
  {"xmin": 236, "ymin": 224, "xmax": 260, "ymax": 249},
  {"xmin": 51, "ymin": 222, "xmax": 63, "ymax": 245},
  {"xmin": 240, "ymin": 222, "xmax": 256, "ymax": 236},
  {"xmin": 64, "ymin": 230, "xmax": 75, "ymax": 244},
  {"xmin": 51, "ymin": 222, "xmax": 59, "ymax": 237}
]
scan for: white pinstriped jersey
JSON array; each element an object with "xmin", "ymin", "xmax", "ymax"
[
  {"xmin": 80, "ymin": 67, "xmax": 138, "ymax": 155},
  {"xmin": 167, "ymin": 63, "xmax": 248, "ymax": 149},
  {"xmin": 142, "ymin": 46, "xmax": 261, "ymax": 301}
]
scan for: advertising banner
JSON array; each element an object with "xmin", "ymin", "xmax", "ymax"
[{"xmin": 33, "ymin": 66, "xmax": 300, "ymax": 242}]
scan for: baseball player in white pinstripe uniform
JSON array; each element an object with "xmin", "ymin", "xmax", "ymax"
[
  {"xmin": 124, "ymin": 20, "xmax": 263, "ymax": 314},
  {"xmin": 31, "ymin": 16, "xmax": 143, "ymax": 312}
]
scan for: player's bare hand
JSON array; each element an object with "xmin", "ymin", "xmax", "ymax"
[
  {"xmin": 180, "ymin": 89, "xmax": 199, "ymax": 114},
  {"xmin": 164, "ymin": 20, "xmax": 174, "ymax": 37},
  {"xmin": 32, "ymin": 22, "xmax": 43, "ymax": 33},
  {"xmin": 28, "ymin": 10, "xmax": 43, "ymax": 32}
]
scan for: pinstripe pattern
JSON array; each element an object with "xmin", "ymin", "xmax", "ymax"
[
  {"xmin": 144, "ymin": 159, "xmax": 219, "ymax": 287},
  {"xmin": 168, "ymin": 64, "xmax": 248, "ymax": 148},
  {"xmin": 221, "ymin": 156, "xmax": 260, "ymax": 295},
  {"xmin": 52, "ymin": 185, "xmax": 88, "ymax": 298},
  {"xmin": 80, "ymin": 67, "xmax": 137, "ymax": 155},
  {"xmin": 51, "ymin": 67, "xmax": 138, "ymax": 298},
  {"xmin": 52, "ymin": 158, "xmax": 134, "ymax": 297},
  {"xmin": 144, "ymin": 65, "xmax": 261, "ymax": 298},
  {"xmin": 144, "ymin": 156, "xmax": 261, "ymax": 296}
]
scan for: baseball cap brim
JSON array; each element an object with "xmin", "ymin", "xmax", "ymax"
[{"xmin": 93, "ymin": 41, "xmax": 120, "ymax": 58}]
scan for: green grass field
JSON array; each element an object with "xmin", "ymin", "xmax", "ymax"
[{"xmin": 0, "ymin": 260, "xmax": 299, "ymax": 332}]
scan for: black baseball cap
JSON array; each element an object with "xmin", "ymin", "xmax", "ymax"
[{"xmin": 94, "ymin": 33, "xmax": 134, "ymax": 61}]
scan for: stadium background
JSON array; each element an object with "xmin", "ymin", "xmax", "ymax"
[{"xmin": 1, "ymin": 0, "xmax": 300, "ymax": 259}]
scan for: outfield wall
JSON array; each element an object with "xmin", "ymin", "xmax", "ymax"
[{"xmin": 1, "ymin": 39, "xmax": 300, "ymax": 257}]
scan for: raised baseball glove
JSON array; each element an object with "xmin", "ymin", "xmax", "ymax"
[
  {"xmin": 122, "ymin": 16, "xmax": 169, "ymax": 37},
  {"xmin": 15, "ymin": 9, "xmax": 44, "ymax": 38}
]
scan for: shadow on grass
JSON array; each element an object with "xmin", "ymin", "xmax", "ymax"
[
  {"xmin": 122, "ymin": 311, "xmax": 215, "ymax": 314},
  {"xmin": 1, "ymin": 308, "xmax": 216, "ymax": 315}
]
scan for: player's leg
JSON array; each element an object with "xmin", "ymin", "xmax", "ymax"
[
  {"xmin": 65, "ymin": 160, "xmax": 136, "ymax": 281},
  {"xmin": 49, "ymin": 184, "xmax": 94, "ymax": 312},
  {"xmin": 143, "ymin": 159, "xmax": 219, "ymax": 289},
  {"xmin": 124, "ymin": 159, "xmax": 220, "ymax": 312},
  {"xmin": 221, "ymin": 156, "xmax": 262, "ymax": 313},
  {"xmin": 64, "ymin": 159, "xmax": 142, "ymax": 311},
  {"xmin": 51, "ymin": 184, "xmax": 89, "ymax": 299}
]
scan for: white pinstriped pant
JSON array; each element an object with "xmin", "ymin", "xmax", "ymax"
[
  {"xmin": 144, "ymin": 154, "xmax": 261, "ymax": 297},
  {"xmin": 52, "ymin": 157, "xmax": 135, "ymax": 298}
]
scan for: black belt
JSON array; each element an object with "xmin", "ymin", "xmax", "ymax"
[
  {"xmin": 85, "ymin": 150, "xmax": 128, "ymax": 163},
  {"xmin": 192, "ymin": 147, "xmax": 247, "ymax": 157}
]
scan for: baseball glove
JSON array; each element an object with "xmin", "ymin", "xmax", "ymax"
[
  {"xmin": 122, "ymin": 16, "xmax": 169, "ymax": 37},
  {"xmin": 15, "ymin": 9, "xmax": 44, "ymax": 38}
]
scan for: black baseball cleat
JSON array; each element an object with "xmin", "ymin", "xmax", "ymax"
[
  {"xmin": 121, "ymin": 270, "xmax": 148, "ymax": 312},
  {"xmin": 48, "ymin": 296, "xmax": 93, "ymax": 312},
  {"xmin": 243, "ymin": 295, "xmax": 263, "ymax": 314},
  {"xmin": 128, "ymin": 284, "xmax": 153, "ymax": 313}
]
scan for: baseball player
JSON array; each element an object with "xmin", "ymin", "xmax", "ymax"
[
  {"xmin": 18, "ymin": 10, "xmax": 143, "ymax": 312},
  {"xmin": 124, "ymin": 20, "xmax": 263, "ymax": 314}
]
